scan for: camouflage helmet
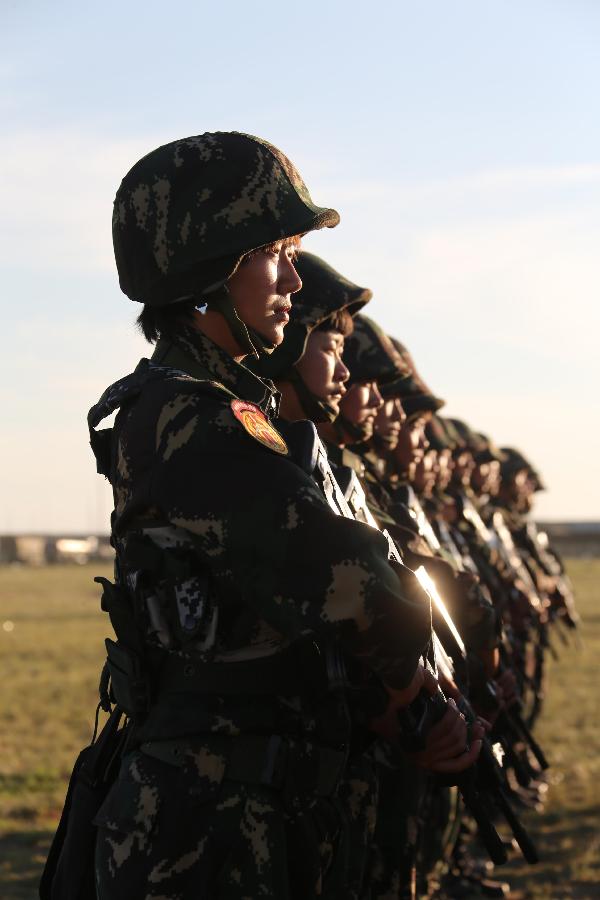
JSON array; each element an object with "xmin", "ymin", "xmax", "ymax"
[
  {"xmin": 113, "ymin": 132, "xmax": 340, "ymax": 307},
  {"xmin": 500, "ymin": 447, "xmax": 546, "ymax": 490},
  {"xmin": 472, "ymin": 432, "xmax": 507, "ymax": 465},
  {"xmin": 382, "ymin": 336, "xmax": 445, "ymax": 421},
  {"xmin": 258, "ymin": 251, "xmax": 371, "ymax": 381},
  {"xmin": 447, "ymin": 418, "xmax": 477, "ymax": 452},
  {"xmin": 343, "ymin": 315, "xmax": 411, "ymax": 386},
  {"xmin": 446, "ymin": 419, "xmax": 501, "ymax": 459},
  {"xmin": 425, "ymin": 414, "xmax": 455, "ymax": 451},
  {"xmin": 401, "ymin": 391, "xmax": 445, "ymax": 422},
  {"xmin": 381, "ymin": 338, "xmax": 441, "ymax": 398},
  {"xmin": 438, "ymin": 416, "xmax": 461, "ymax": 449}
]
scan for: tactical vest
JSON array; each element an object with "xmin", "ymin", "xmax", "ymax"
[{"xmin": 88, "ymin": 361, "xmax": 351, "ymax": 794}]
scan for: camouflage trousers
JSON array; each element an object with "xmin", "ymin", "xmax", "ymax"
[
  {"xmin": 368, "ymin": 758, "xmax": 426, "ymax": 900},
  {"xmin": 94, "ymin": 741, "xmax": 376, "ymax": 899},
  {"xmin": 336, "ymin": 755, "xmax": 378, "ymax": 900},
  {"xmin": 368, "ymin": 758, "xmax": 459, "ymax": 900}
]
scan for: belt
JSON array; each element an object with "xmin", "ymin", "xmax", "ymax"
[
  {"xmin": 140, "ymin": 733, "xmax": 347, "ymax": 798},
  {"xmin": 156, "ymin": 643, "xmax": 324, "ymax": 696}
]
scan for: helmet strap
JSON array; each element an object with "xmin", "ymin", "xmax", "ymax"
[
  {"xmin": 336, "ymin": 412, "xmax": 371, "ymax": 445},
  {"xmin": 286, "ymin": 367, "xmax": 340, "ymax": 425},
  {"xmin": 203, "ymin": 285, "xmax": 277, "ymax": 358}
]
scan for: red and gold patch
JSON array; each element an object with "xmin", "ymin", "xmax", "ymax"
[{"xmin": 231, "ymin": 400, "xmax": 289, "ymax": 456}]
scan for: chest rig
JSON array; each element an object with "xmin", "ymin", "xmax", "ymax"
[{"xmin": 88, "ymin": 365, "xmax": 353, "ymax": 728}]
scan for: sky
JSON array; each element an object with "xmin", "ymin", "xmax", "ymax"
[{"xmin": 1, "ymin": 0, "xmax": 599, "ymax": 531}]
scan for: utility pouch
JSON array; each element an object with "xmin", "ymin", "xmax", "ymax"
[
  {"xmin": 39, "ymin": 707, "xmax": 127, "ymax": 900},
  {"xmin": 105, "ymin": 638, "xmax": 151, "ymax": 720}
]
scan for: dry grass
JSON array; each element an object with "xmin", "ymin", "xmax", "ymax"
[
  {"xmin": 500, "ymin": 558, "xmax": 600, "ymax": 899},
  {"xmin": 0, "ymin": 560, "xmax": 598, "ymax": 899},
  {"xmin": 0, "ymin": 564, "xmax": 111, "ymax": 898}
]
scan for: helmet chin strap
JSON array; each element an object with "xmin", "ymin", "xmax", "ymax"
[
  {"xmin": 287, "ymin": 367, "xmax": 339, "ymax": 425},
  {"xmin": 334, "ymin": 412, "xmax": 372, "ymax": 446},
  {"xmin": 372, "ymin": 432, "xmax": 397, "ymax": 453},
  {"xmin": 202, "ymin": 285, "xmax": 277, "ymax": 358}
]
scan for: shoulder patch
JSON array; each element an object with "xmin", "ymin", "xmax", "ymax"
[{"xmin": 231, "ymin": 400, "xmax": 289, "ymax": 456}]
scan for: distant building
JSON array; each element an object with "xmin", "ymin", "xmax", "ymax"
[{"xmin": 0, "ymin": 534, "xmax": 113, "ymax": 565}]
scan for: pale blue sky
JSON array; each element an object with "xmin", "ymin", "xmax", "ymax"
[{"xmin": 1, "ymin": 0, "xmax": 599, "ymax": 530}]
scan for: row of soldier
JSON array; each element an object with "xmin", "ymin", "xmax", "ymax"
[
  {"xmin": 256, "ymin": 250, "xmax": 578, "ymax": 898},
  {"xmin": 41, "ymin": 132, "xmax": 578, "ymax": 900}
]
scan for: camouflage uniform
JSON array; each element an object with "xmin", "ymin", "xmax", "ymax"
[
  {"xmin": 338, "ymin": 321, "xmax": 501, "ymax": 898},
  {"xmin": 262, "ymin": 252, "xmax": 380, "ymax": 900},
  {"xmin": 90, "ymin": 133, "xmax": 432, "ymax": 899}
]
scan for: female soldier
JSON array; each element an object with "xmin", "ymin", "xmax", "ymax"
[{"xmin": 86, "ymin": 133, "xmax": 474, "ymax": 899}]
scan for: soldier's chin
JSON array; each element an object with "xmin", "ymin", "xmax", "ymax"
[
  {"xmin": 378, "ymin": 433, "xmax": 399, "ymax": 451},
  {"xmin": 264, "ymin": 321, "xmax": 286, "ymax": 347}
]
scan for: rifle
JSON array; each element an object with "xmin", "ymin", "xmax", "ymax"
[
  {"xmin": 523, "ymin": 523, "xmax": 580, "ymax": 633},
  {"xmin": 306, "ymin": 434, "xmax": 538, "ymax": 866}
]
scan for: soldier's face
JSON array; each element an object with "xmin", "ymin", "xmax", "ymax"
[
  {"xmin": 395, "ymin": 417, "xmax": 428, "ymax": 479},
  {"xmin": 374, "ymin": 397, "xmax": 406, "ymax": 450},
  {"xmin": 227, "ymin": 243, "xmax": 302, "ymax": 347},
  {"xmin": 472, "ymin": 460, "xmax": 501, "ymax": 496},
  {"xmin": 414, "ymin": 449, "xmax": 437, "ymax": 496},
  {"xmin": 339, "ymin": 380, "xmax": 383, "ymax": 440},
  {"xmin": 452, "ymin": 451, "xmax": 475, "ymax": 487},
  {"xmin": 499, "ymin": 468, "xmax": 530, "ymax": 509},
  {"xmin": 433, "ymin": 448, "xmax": 453, "ymax": 491},
  {"xmin": 518, "ymin": 471, "xmax": 535, "ymax": 512},
  {"xmin": 295, "ymin": 329, "xmax": 350, "ymax": 413}
]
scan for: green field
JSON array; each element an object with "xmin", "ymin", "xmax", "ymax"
[{"xmin": 0, "ymin": 561, "xmax": 598, "ymax": 899}]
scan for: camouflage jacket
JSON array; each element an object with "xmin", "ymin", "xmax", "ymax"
[
  {"xmin": 91, "ymin": 326, "xmax": 431, "ymax": 740},
  {"xmin": 337, "ymin": 443, "xmax": 498, "ymax": 655}
]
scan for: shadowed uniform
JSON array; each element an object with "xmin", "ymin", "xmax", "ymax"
[{"xmin": 89, "ymin": 133, "xmax": 432, "ymax": 899}]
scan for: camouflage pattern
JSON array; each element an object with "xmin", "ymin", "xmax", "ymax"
[
  {"xmin": 102, "ymin": 324, "xmax": 431, "ymax": 697},
  {"xmin": 436, "ymin": 416, "xmax": 461, "ymax": 451},
  {"xmin": 445, "ymin": 417, "xmax": 477, "ymax": 451},
  {"xmin": 316, "ymin": 323, "xmax": 502, "ymax": 897},
  {"xmin": 95, "ymin": 747, "xmax": 348, "ymax": 899},
  {"xmin": 425, "ymin": 415, "xmax": 455, "ymax": 452},
  {"xmin": 337, "ymin": 756, "xmax": 379, "ymax": 899},
  {"xmin": 321, "ymin": 451, "xmax": 490, "ymax": 899},
  {"xmin": 343, "ymin": 315, "xmax": 411, "ymax": 386},
  {"xmin": 381, "ymin": 337, "xmax": 445, "ymax": 420},
  {"xmin": 387, "ymin": 339, "xmax": 436, "ymax": 396},
  {"xmin": 401, "ymin": 392, "xmax": 445, "ymax": 422},
  {"xmin": 368, "ymin": 756, "xmax": 429, "ymax": 900},
  {"xmin": 113, "ymin": 132, "xmax": 340, "ymax": 306},
  {"xmin": 90, "ymin": 322, "xmax": 433, "ymax": 896},
  {"xmin": 258, "ymin": 251, "xmax": 372, "ymax": 381},
  {"xmin": 471, "ymin": 431, "xmax": 506, "ymax": 465},
  {"xmin": 500, "ymin": 446, "xmax": 546, "ymax": 491}
]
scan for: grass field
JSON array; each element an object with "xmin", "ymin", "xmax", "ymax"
[{"xmin": 0, "ymin": 560, "xmax": 598, "ymax": 899}]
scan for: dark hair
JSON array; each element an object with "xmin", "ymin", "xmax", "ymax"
[
  {"xmin": 242, "ymin": 235, "xmax": 301, "ymax": 263},
  {"xmin": 314, "ymin": 307, "xmax": 354, "ymax": 337},
  {"xmin": 136, "ymin": 237, "xmax": 302, "ymax": 344},
  {"xmin": 136, "ymin": 300, "xmax": 198, "ymax": 343}
]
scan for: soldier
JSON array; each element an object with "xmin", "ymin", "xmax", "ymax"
[
  {"xmin": 255, "ymin": 251, "xmax": 376, "ymax": 900},
  {"xmin": 296, "ymin": 314, "xmax": 490, "ymax": 898},
  {"xmin": 332, "ymin": 328, "xmax": 518, "ymax": 898},
  {"xmin": 496, "ymin": 448, "xmax": 578, "ymax": 635},
  {"xmin": 262, "ymin": 265, "xmax": 488, "ymax": 898},
  {"xmin": 80, "ymin": 132, "xmax": 469, "ymax": 900}
]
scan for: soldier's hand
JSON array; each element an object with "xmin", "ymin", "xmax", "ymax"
[
  {"xmin": 368, "ymin": 664, "xmax": 438, "ymax": 741},
  {"xmin": 411, "ymin": 701, "xmax": 484, "ymax": 773},
  {"xmin": 438, "ymin": 671, "xmax": 462, "ymax": 702}
]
